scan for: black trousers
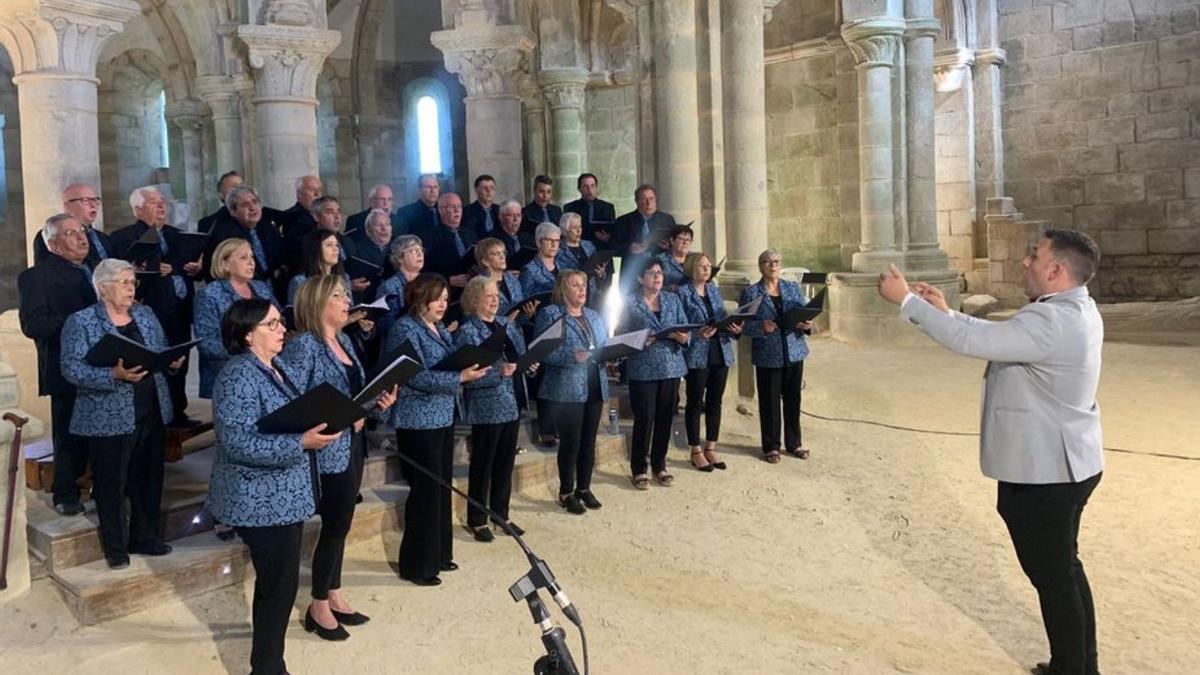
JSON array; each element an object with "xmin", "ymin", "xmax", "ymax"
[
  {"xmin": 467, "ymin": 420, "xmax": 519, "ymax": 527},
  {"xmin": 163, "ymin": 315, "xmax": 191, "ymax": 419},
  {"xmin": 238, "ymin": 521, "xmax": 304, "ymax": 675},
  {"xmin": 528, "ymin": 368, "xmax": 556, "ymax": 438},
  {"xmin": 85, "ymin": 416, "xmax": 165, "ymax": 556},
  {"xmin": 755, "ymin": 362, "xmax": 804, "ymax": 454},
  {"xmin": 628, "ymin": 378, "xmax": 680, "ymax": 476},
  {"xmin": 396, "ymin": 426, "xmax": 454, "ymax": 580},
  {"xmin": 544, "ymin": 399, "xmax": 603, "ymax": 495},
  {"xmin": 684, "ymin": 366, "xmax": 729, "ymax": 446},
  {"xmin": 311, "ymin": 435, "xmax": 364, "ymax": 600},
  {"xmin": 50, "ymin": 392, "xmax": 89, "ymax": 506},
  {"xmin": 998, "ymin": 473, "xmax": 1102, "ymax": 675}
]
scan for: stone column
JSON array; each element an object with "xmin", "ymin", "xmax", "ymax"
[
  {"xmin": 842, "ymin": 18, "xmax": 906, "ymax": 272},
  {"xmin": 720, "ymin": 0, "xmax": 778, "ymax": 279},
  {"xmin": 541, "ymin": 69, "xmax": 589, "ymax": 204},
  {"xmin": 0, "ymin": 0, "xmax": 140, "ymax": 259},
  {"xmin": 166, "ymin": 99, "xmax": 206, "ymax": 229},
  {"xmin": 237, "ymin": 24, "xmax": 340, "ymax": 210},
  {"xmin": 904, "ymin": 9, "xmax": 950, "ymax": 271},
  {"xmin": 652, "ymin": 0, "xmax": 703, "ymax": 231},
  {"xmin": 432, "ymin": 24, "xmax": 535, "ymax": 204},
  {"xmin": 974, "ymin": 48, "xmax": 1006, "ymax": 257},
  {"xmin": 521, "ymin": 78, "xmax": 548, "ymax": 191},
  {"xmin": 195, "ymin": 75, "xmax": 248, "ymax": 176}
]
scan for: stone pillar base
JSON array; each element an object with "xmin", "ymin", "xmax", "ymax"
[
  {"xmin": 0, "ymin": 359, "xmax": 46, "ymax": 602},
  {"xmin": 829, "ymin": 270, "xmax": 960, "ymax": 345}
]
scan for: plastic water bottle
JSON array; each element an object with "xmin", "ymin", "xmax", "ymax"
[{"xmin": 607, "ymin": 408, "xmax": 619, "ymax": 435}]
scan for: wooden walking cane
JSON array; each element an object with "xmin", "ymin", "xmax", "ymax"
[{"xmin": 1, "ymin": 412, "xmax": 29, "ymax": 591}]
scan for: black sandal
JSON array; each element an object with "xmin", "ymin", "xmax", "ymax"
[
  {"xmin": 785, "ymin": 447, "xmax": 811, "ymax": 460},
  {"xmin": 703, "ymin": 447, "xmax": 727, "ymax": 470},
  {"xmin": 690, "ymin": 448, "xmax": 714, "ymax": 472},
  {"xmin": 763, "ymin": 450, "xmax": 782, "ymax": 464}
]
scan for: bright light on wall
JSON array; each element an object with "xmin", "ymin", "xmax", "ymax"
[{"xmin": 416, "ymin": 95, "xmax": 442, "ymax": 175}]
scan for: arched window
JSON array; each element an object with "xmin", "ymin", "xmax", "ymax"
[
  {"xmin": 416, "ymin": 95, "xmax": 442, "ymax": 175},
  {"xmin": 157, "ymin": 90, "xmax": 170, "ymax": 168}
]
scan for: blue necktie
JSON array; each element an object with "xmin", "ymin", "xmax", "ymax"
[
  {"xmin": 429, "ymin": 206, "xmax": 438, "ymax": 230},
  {"xmin": 80, "ymin": 263, "xmax": 92, "ymax": 286},
  {"xmin": 587, "ymin": 202, "xmax": 594, "ymax": 223},
  {"xmin": 641, "ymin": 217, "xmax": 650, "ymax": 240},
  {"xmin": 87, "ymin": 230, "xmax": 107, "ymax": 259},
  {"xmin": 541, "ymin": 207, "xmax": 549, "ymax": 223},
  {"xmin": 454, "ymin": 231, "xmax": 467, "ymax": 258},
  {"xmin": 484, "ymin": 209, "xmax": 494, "ymax": 232},
  {"xmin": 158, "ymin": 234, "xmax": 187, "ymax": 299},
  {"xmin": 247, "ymin": 228, "xmax": 268, "ymax": 272}
]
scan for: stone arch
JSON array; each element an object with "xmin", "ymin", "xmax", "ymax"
[{"xmin": 934, "ymin": 0, "xmax": 976, "ymax": 52}]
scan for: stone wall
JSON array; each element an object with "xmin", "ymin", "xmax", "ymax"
[
  {"xmin": 0, "ymin": 62, "xmax": 22, "ymax": 313},
  {"xmin": 935, "ymin": 83, "xmax": 978, "ymax": 273},
  {"xmin": 585, "ymin": 84, "xmax": 638, "ymax": 216},
  {"xmin": 999, "ymin": 0, "xmax": 1200, "ymax": 300}
]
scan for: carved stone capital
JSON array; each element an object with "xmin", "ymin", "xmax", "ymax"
[
  {"xmin": 165, "ymin": 98, "xmax": 207, "ymax": 134},
  {"xmin": 432, "ymin": 25, "xmax": 535, "ymax": 98},
  {"xmin": 237, "ymin": 24, "xmax": 340, "ymax": 102},
  {"xmin": 763, "ymin": 0, "xmax": 782, "ymax": 24},
  {"xmin": 605, "ymin": 0, "xmax": 651, "ymax": 24},
  {"xmin": 974, "ymin": 47, "xmax": 1007, "ymax": 67},
  {"xmin": 933, "ymin": 47, "xmax": 975, "ymax": 92},
  {"xmin": 539, "ymin": 69, "xmax": 589, "ymax": 110},
  {"xmin": 195, "ymin": 75, "xmax": 251, "ymax": 119},
  {"xmin": 905, "ymin": 17, "xmax": 941, "ymax": 41},
  {"xmin": 259, "ymin": 0, "xmax": 327, "ymax": 29},
  {"xmin": 841, "ymin": 18, "xmax": 906, "ymax": 68},
  {"xmin": 0, "ymin": 0, "xmax": 140, "ymax": 79}
]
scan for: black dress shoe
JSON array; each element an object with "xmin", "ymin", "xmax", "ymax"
[
  {"xmin": 304, "ymin": 609, "xmax": 349, "ymax": 641},
  {"xmin": 440, "ymin": 561, "xmax": 459, "ymax": 572},
  {"xmin": 575, "ymin": 489, "xmax": 602, "ymax": 510},
  {"xmin": 129, "ymin": 542, "xmax": 172, "ymax": 556},
  {"xmin": 495, "ymin": 521, "xmax": 525, "ymax": 537},
  {"xmin": 557, "ymin": 493, "xmax": 587, "ymax": 515},
  {"xmin": 401, "ymin": 574, "xmax": 442, "ymax": 587},
  {"xmin": 54, "ymin": 502, "xmax": 85, "ymax": 517},
  {"xmin": 331, "ymin": 609, "xmax": 370, "ymax": 626},
  {"xmin": 106, "ymin": 553, "xmax": 130, "ymax": 569},
  {"xmin": 471, "ymin": 526, "xmax": 495, "ymax": 542}
]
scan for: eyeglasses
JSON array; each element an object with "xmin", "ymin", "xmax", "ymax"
[
  {"xmin": 67, "ymin": 197, "xmax": 101, "ymax": 205},
  {"xmin": 256, "ymin": 318, "xmax": 284, "ymax": 331},
  {"xmin": 104, "ymin": 278, "xmax": 139, "ymax": 288},
  {"xmin": 762, "ymin": 259, "xmax": 783, "ymax": 267},
  {"xmin": 542, "ymin": 238, "xmax": 561, "ymax": 245},
  {"xmin": 59, "ymin": 229, "xmax": 88, "ymax": 239}
]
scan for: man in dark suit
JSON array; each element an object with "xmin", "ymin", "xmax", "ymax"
[
  {"xmin": 34, "ymin": 183, "xmax": 113, "ymax": 268},
  {"xmin": 346, "ymin": 183, "xmax": 403, "ymax": 246},
  {"xmin": 396, "ymin": 173, "xmax": 442, "ymax": 239},
  {"xmin": 565, "ymin": 173, "xmax": 617, "ymax": 246},
  {"xmin": 197, "ymin": 170, "xmax": 243, "ymax": 234},
  {"xmin": 19, "ymin": 214, "xmax": 99, "ymax": 516},
  {"xmin": 107, "ymin": 187, "xmax": 203, "ymax": 427},
  {"xmin": 463, "ymin": 174, "xmax": 502, "ymax": 238},
  {"xmin": 496, "ymin": 200, "xmax": 534, "ymax": 263},
  {"xmin": 522, "ymin": 175, "xmax": 562, "ymax": 234},
  {"xmin": 354, "ymin": 208, "xmax": 396, "ymax": 299},
  {"xmin": 205, "ymin": 185, "xmax": 288, "ymax": 296},
  {"xmin": 614, "ymin": 184, "xmax": 675, "ymax": 288},
  {"xmin": 306, "ymin": 195, "xmax": 373, "ymax": 297},
  {"xmin": 279, "ymin": 175, "xmax": 323, "ymax": 274},
  {"xmin": 421, "ymin": 192, "xmax": 477, "ymax": 293}
]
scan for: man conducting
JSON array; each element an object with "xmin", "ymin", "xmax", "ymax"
[{"xmin": 878, "ymin": 229, "xmax": 1104, "ymax": 675}]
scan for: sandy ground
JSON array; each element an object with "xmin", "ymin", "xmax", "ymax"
[{"xmin": 1, "ymin": 337, "xmax": 1197, "ymax": 674}]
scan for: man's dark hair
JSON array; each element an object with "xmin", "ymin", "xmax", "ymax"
[
  {"xmin": 534, "ymin": 175, "xmax": 553, "ymax": 189},
  {"xmin": 669, "ymin": 224, "xmax": 693, "ymax": 241},
  {"xmin": 221, "ymin": 298, "xmax": 273, "ymax": 355},
  {"xmin": 405, "ymin": 273, "xmax": 449, "ymax": 316},
  {"xmin": 310, "ymin": 195, "xmax": 340, "ymax": 214},
  {"xmin": 634, "ymin": 183, "xmax": 657, "ymax": 201},
  {"xmin": 1044, "ymin": 228, "xmax": 1101, "ymax": 284},
  {"xmin": 577, "ymin": 173, "xmax": 598, "ymax": 189},
  {"xmin": 474, "ymin": 174, "xmax": 495, "ymax": 188},
  {"xmin": 217, "ymin": 170, "xmax": 241, "ymax": 191}
]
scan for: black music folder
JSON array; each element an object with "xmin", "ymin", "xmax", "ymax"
[
  {"xmin": 170, "ymin": 232, "xmax": 209, "ymax": 265},
  {"xmin": 84, "ymin": 334, "xmax": 201, "ymax": 372},
  {"xmin": 522, "ymin": 291, "xmax": 554, "ymax": 309},
  {"xmin": 345, "ymin": 256, "xmax": 383, "ymax": 281},
  {"xmin": 432, "ymin": 345, "xmax": 501, "ymax": 371},
  {"xmin": 510, "ymin": 246, "xmax": 538, "ymax": 270},
  {"xmin": 589, "ymin": 328, "xmax": 649, "ymax": 362},
  {"xmin": 653, "ymin": 323, "xmax": 704, "ymax": 339},
  {"xmin": 781, "ymin": 288, "xmax": 827, "ymax": 325},
  {"xmin": 353, "ymin": 354, "xmax": 423, "ymax": 406},
  {"xmin": 801, "ymin": 272, "xmax": 828, "ymax": 285},
  {"xmin": 126, "ymin": 228, "xmax": 162, "ymax": 268},
  {"xmin": 517, "ymin": 316, "xmax": 565, "ymax": 371},
  {"xmin": 349, "ymin": 295, "xmax": 392, "ymax": 320},
  {"xmin": 255, "ymin": 382, "xmax": 367, "ymax": 434},
  {"xmin": 710, "ymin": 256, "xmax": 727, "ymax": 277},
  {"xmin": 580, "ymin": 249, "xmax": 615, "ymax": 275},
  {"xmin": 367, "ymin": 339, "xmax": 421, "ymax": 383},
  {"xmin": 443, "ymin": 301, "xmax": 464, "ymax": 327},
  {"xmin": 714, "ymin": 295, "xmax": 763, "ymax": 329}
]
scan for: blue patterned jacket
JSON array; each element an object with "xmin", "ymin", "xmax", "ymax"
[
  {"xmin": 194, "ymin": 279, "xmax": 277, "ymax": 398},
  {"xmin": 277, "ymin": 331, "xmax": 378, "ymax": 474},
  {"xmin": 557, "ymin": 240, "xmax": 601, "ymax": 299},
  {"xmin": 454, "ymin": 316, "xmax": 526, "ymax": 425},
  {"xmin": 374, "ymin": 271, "xmax": 411, "ymax": 341},
  {"xmin": 383, "ymin": 314, "xmax": 461, "ymax": 429},
  {"xmin": 209, "ymin": 353, "xmax": 316, "ymax": 527},
  {"xmin": 621, "ymin": 291, "xmax": 689, "ymax": 381},
  {"xmin": 656, "ymin": 253, "xmax": 688, "ymax": 291},
  {"xmin": 485, "ymin": 271, "xmax": 525, "ymax": 319},
  {"xmin": 60, "ymin": 303, "xmax": 174, "ymax": 436},
  {"xmin": 739, "ymin": 279, "xmax": 811, "ymax": 368},
  {"xmin": 676, "ymin": 281, "xmax": 737, "ymax": 369},
  {"xmin": 534, "ymin": 304, "xmax": 610, "ymax": 404},
  {"xmin": 520, "ymin": 257, "xmax": 559, "ymax": 299},
  {"xmin": 287, "ymin": 272, "xmax": 352, "ymax": 305}
]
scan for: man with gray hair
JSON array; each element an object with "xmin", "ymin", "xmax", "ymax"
[
  {"xmin": 346, "ymin": 183, "xmax": 403, "ymax": 246},
  {"xmin": 396, "ymin": 173, "xmax": 441, "ymax": 238},
  {"xmin": 108, "ymin": 186, "xmax": 201, "ymax": 427},
  {"xmin": 34, "ymin": 183, "xmax": 113, "ymax": 267},
  {"xmin": 18, "ymin": 214, "xmax": 100, "ymax": 515},
  {"xmin": 280, "ymin": 175, "xmax": 324, "ymax": 272}
]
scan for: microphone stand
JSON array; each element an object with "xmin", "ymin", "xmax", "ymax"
[{"xmin": 390, "ymin": 444, "xmax": 587, "ymax": 675}]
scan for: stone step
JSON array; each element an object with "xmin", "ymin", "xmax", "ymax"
[{"xmin": 49, "ymin": 430, "xmax": 629, "ymax": 626}]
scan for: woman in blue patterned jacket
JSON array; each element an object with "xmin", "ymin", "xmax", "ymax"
[
  {"xmin": 521, "ymin": 222, "xmax": 563, "ymax": 446},
  {"xmin": 655, "ymin": 224, "xmax": 694, "ymax": 292},
  {"xmin": 286, "ymin": 229, "xmax": 352, "ymax": 305},
  {"xmin": 382, "ymin": 274, "xmax": 490, "ymax": 586},
  {"xmin": 621, "ymin": 258, "xmax": 690, "ymax": 489},
  {"xmin": 209, "ymin": 298, "xmax": 342, "ymax": 675},
  {"xmin": 374, "ymin": 234, "xmax": 424, "ymax": 339},
  {"xmin": 556, "ymin": 213, "xmax": 607, "ymax": 302},
  {"xmin": 676, "ymin": 252, "xmax": 743, "ymax": 472},
  {"xmin": 535, "ymin": 270, "xmax": 610, "ymax": 514},
  {"xmin": 60, "ymin": 259, "xmax": 180, "ymax": 569},
  {"xmin": 194, "ymin": 238, "xmax": 277, "ymax": 399},
  {"xmin": 454, "ymin": 276, "xmax": 532, "ymax": 541},
  {"xmin": 278, "ymin": 275, "xmax": 397, "ymax": 640},
  {"xmin": 475, "ymin": 237, "xmax": 535, "ymax": 322},
  {"xmin": 738, "ymin": 249, "xmax": 815, "ymax": 463}
]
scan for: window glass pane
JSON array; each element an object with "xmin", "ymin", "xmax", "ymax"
[
  {"xmin": 158, "ymin": 91, "xmax": 170, "ymax": 168},
  {"xmin": 417, "ymin": 95, "xmax": 442, "ymax": 175}
]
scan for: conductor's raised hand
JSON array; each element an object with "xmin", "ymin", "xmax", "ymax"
[
  {"xmin": 910, "ymin": 282, "xmax": 950, "ymax": 313},
  {"xmin": 877, "ymin": 263, "xmax": 910, "ymax": 305},
  {"xmin": 460, "ymin": 364, "xmax": 491, "ymax": 383},
  {"xmin": 301, "ymin": 423, "xmax": 341, "ymax": 450}
]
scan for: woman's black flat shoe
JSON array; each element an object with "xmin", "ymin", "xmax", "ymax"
[
  {"xmin": 557, "ymin": 493, "xmax": 587, "ymax": 515},
  {"xmin": 575, "ymin": 490, "xmax": 603, "ymax": 510},
  {"xmin": 331, "ymin": 609, "xmax": 370, "ymax": 626},
  {"xmin": 471, "ymin": 526, "xmax": 495, "ymax": 542},
  {"xmin": 305, "ymin": 609, "xmax": 350, "ymax": 641},
  {"xmin": 440, "ymin": 561, "xmax": 459, "ymax": 572},
  {"xmin": 402, "ymin": 574, "xmax": 442, "ymax": 587}
]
